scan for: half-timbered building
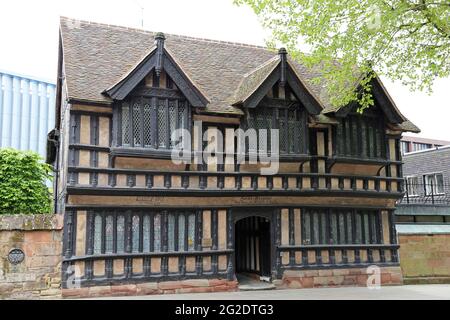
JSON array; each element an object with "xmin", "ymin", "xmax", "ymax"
[{"xmin": 48, "ymin": 17, "xmax": 420, "ymax": 297}]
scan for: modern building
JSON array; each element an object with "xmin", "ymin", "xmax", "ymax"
[
  {"xmin": 0, "ymin": 70, "xmax": 56, "ymax": 158},
  {"xmin": 396, "ymin": 145, "xmax": 450, "ymax": 284},
  {"xmin": 48, "ymin": 17, "xmax": 420, "ymax": 297},
  {"xmin": 400, "ymin": 136, "xmax": 450, "ymax": 155},
  {"xmin": 397, "ymin": 145, "xmax": 450, "ymax": 224}
]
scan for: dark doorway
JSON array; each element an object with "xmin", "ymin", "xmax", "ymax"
[{"xmin": 235, "ymin": 216, "xmax": 271, "ymax": 278}]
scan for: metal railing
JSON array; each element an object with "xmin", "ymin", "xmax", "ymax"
[{"xmin": 400, "ymin": 179, "xmax": 450, "ymax": 205}]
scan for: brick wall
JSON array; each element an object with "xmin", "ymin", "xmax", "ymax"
[
  {"xmin": 0, "ymin": 215, "xmax": 63, "ymax": 299},
  {"xmin": 398, "ymin": 234, "xmax": 450, "ymax": 283}
]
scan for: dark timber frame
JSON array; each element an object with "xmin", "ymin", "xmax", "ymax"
[
  {"xmin": 61, "ymin": 206, "xmax": 399, "ymax": 288},
  {"xmin": 104, "ymin": 35, "xmax": 208, "ymax": 108},
  {"xmin": 53, "ymin": 28, "xmax": 408, "ymax": 292}
]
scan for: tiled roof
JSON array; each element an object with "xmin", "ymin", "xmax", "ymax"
[
  {"xmin": 59, "ymin": 16, "xmax": 419, "ymax": 131},
  {"xmin": 59, "ymin": 17, "xmax": 333, "ymax": 114},
  {"xmin": 232, "ymin": 56, "xmax": 280, "ymax": 105}
]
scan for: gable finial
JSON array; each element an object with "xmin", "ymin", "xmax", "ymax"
[
  {"xmin": 154, "ymin": 32, "xmax": 166, "ymax": 77},
  {"xmin": 278, "ymin": 47, "xmax": 287, "ymax": 87}
]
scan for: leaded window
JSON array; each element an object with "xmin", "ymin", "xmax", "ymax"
[
  {"xmin": 116, "ymin": 215, "xmax": 125, "ymax": 253},
  {"xmin": 336, "ymin": 113, "xmax": 386, "ymax": 159},
  {"xmin": 105, "ymin": 215, "xmax": 114, "ymax": 253},
  {"xmin": 178, "ymin": 215, "xmax": 186, "ymax": 251},
  {"xmin": 132, "ymin": 215, "xmax": 140, "ymax": 253},
  {"xmin": 188, "ymin": 214, "xmax": 196, "ymax": 251},
  {"xmin": 87, "ymin": 211, "xmax": 198, "ymax": 255},
  {"xmin": 168, "ymin": 214, "xmax": 175, "ymax": 251},
  {"xmin": 143, "ymin": 215, "xmax": 151, "ymax": 252},
  {"xmin": 120, "ymin": 98, "xmax": 189, "ymax": 150},
  {"xmin": 93, "ymin": 215, "xmax": 102, "ymax": 254},
  {"xmin": 154, "ymin": 214, "xmax": 161, "ymax": 252},
  {"xmin": 302, "ymin": 209, "xmax": 381, "ymax": 245},
  {"xmin": 245, "ymin": 105, "xmax": 306, "ymax": 155}
]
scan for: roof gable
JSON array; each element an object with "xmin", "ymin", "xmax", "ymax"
[
  {"xmin": 330, "ymin": 77, "xmax": 406, "ymax": 124},
  {"xmin": 232, "ymin": 55, "xmax": 322, "ymax": 115},
  {"xmin": 104, "ymin": 35, "xmax": 209, "ymax": 107}
]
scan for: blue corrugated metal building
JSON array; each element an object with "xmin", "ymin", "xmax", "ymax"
[{"xmin": 0, "ymin": 70, "xmax": 56, "ymax": 158}]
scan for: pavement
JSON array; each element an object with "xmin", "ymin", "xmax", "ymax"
[{"xmin": 86, "ymin": 284, "xmax": 450, "ymax": 300}]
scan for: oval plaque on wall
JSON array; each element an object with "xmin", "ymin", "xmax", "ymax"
[{"xmin": 8, "ymin": 248, "xmax": 25, "ymax": 265}]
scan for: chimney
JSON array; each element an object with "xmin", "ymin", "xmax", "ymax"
[
  {"xmin": 154, "ymin": 32, "xmax": 166, "ymax": 77},
  {"xmin": 278, "ymin": 47, "xmax": 287, "ymax": 87}
]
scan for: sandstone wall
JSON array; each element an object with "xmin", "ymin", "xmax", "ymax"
[
  {"xmin": 398, "ymin": 234, "xmax": 450, "ymax": 284},
  {"xmin": 0, "ymin": 215, "xmax": 63, "ymax": 299}
]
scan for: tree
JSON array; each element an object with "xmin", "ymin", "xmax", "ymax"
[
  {"xmin": 0, "ymin": 148, "xmax": 53, "ymax": 214},
  {"xmin": 235, "ymin": 0, "xmax": 450, "ymax": 110}
]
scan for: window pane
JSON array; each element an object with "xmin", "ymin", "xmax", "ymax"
[
  {"xmin": 158, "ymin": 100, "xmax": 167, "ymax": 148},
  {"xmin": 288, "ymin": 107, "xmax": 298, "ymax": 154},
  {"xmin": 116, "ymin": 215, "xmax": 125, "ymax": 253},
  {"xmin": 346, "ymin": 213, "xmax": 353, "ymax": 244},
  {"xmin": 436, "ymin": 174, "xmax": 444, "ymax": 194},
  {"xmin": 178, "ymin": 215, "xmax": 186, "ymax": 251},
  {"xmin": 355, "ymin": 214, "xmax": 362, "ymax": 244},
  {"xmin": 407, "ymin": 177, "xmax": 419, "ymax": 195},
  {"xmin": 255, "ymin": 110, "xmax": 267, "ymax": 153},
  {"xmin": 177, "ymin": 102, "xmax": 187, "ymax": 148},
  {"xmin": 330, "ymin": 213, "xmax": 338, "ymax": 245},
  {"xmin": 425, "ymin": 175, "xmax": 434, "ymax": 195},
  {"xmin": 320, "ymin": 211, "xmax": 327, "ymax": 244},
  {"xmin": 363, "ymin": 213, "xmax": 370, "ymax": 244},
  {"xmin": 132, "ymin": 215, "xmax": 140, "ymax": 253},
  {"xmin": 338, "ymin": 213, "xmax": 346, "ymax": 244},
  {"xmin": 143, "ymin": 215, "xmax": 151, "ymax": 252},
  {"xmin": 168, "ymin": 214, "xmax": 175, "ymax": 251},
  {"xmin": 278, "ymin": 109, "xmax": 288, "ymax": 153},
  {"xmin": 105, "ymin": 215, "xmax": 114, "ymax": 253},
  {"xmin": 312, "ymin": 212, "xmax": 320, "ymax": 245},
  {"xmin": 132, "ymin": 102, "xmax": 141, "ymax": 146},
  {"xmin": 169, "ymin": 101, "xmax": 177, "ymax": 148},
  {"xmin": 370, "ymin": 213, "xmax": 378, "ymax": 244},
  {"xmin": 93, "ymin": 215, "xmax": 102, "ymax": 254},
  {"xmin": 153, "ymin": 214, "xmax": 161, "ymax": 252},
  {"xmin": 188, "ymin": 214, "xmax": 196, "ymax": 251},
  {"xmin": 122, "ymin": 103, "xmax": 130, "ymax": 146},
  {"xmin": 143, "ymin": 102, "xmax": 152, "ymax": 147},
  {"xmin": 303, "ymin": 211, "xmax": 311, "ymax": 245}
]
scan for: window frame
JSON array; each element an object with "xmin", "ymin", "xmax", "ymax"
[
  {"xmin": 243, "ymin": 103, "xmax": 308, "ymax": 157},
  {"xmin": 90, "ymin": 210, "xmax": 198, "ymax": 256},
  {"xmin": 301, "ymin": 208, "xmax": 382, "ymax": 246},
  {"xmin": 405, "ymin": 175, "xmax": 420, "ymax": 197},
  {"xmin": 335, "ymin": 111, "xmax": 387, "ymax": 160},
  {"xmin": 115, "ymin": 95, "xmax": 190, "ymax": 153},
  {"xmin": 424, "ymin": 172, "xmax": 445, "ymax": 196}
]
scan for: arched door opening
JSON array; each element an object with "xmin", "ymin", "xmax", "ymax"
[{"xmin": 235, "ymin": 216, "xmax": 271, "ymax": 282}]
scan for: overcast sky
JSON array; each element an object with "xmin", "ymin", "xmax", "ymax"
[{"xmin": 0, "ymin": 0, "xmax": 448, "ymax": 141}]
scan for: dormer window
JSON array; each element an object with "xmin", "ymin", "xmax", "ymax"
[
  {"xmin": 336, "ymin": 107, "xmax": 386, "ymax": 160},
  {"xmin": 105, "ymin": 33, "xmax": 208, "ymax": 154},
  {"xmin": 120, "ymin": 96, "xmax": 188, "ymax": 150},
  {"xmin": 246, "ymin": 104, "xmax": 307, "ymax": 155},
  {"xmin": 118, "ymin": 71, "xmax": 189, "ymax": 150},
  {"xmin": 243, "ymin": 82, "xmax": 308, "ymax": 156}
]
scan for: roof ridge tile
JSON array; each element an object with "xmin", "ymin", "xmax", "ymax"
[{"xmin": 60, "ymin": 16, "xmax": 268, "ymax": 50}]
